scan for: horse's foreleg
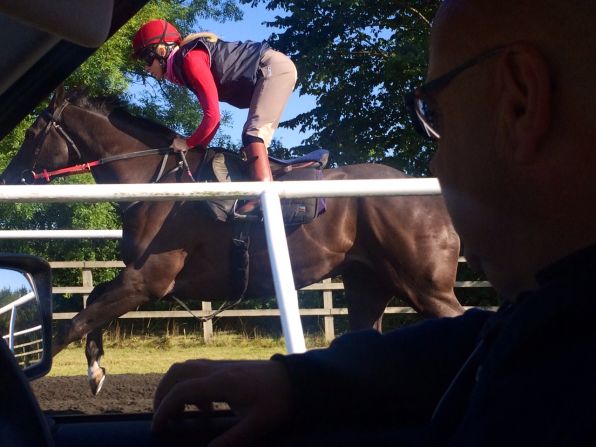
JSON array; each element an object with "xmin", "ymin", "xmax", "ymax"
[
  {"xmin": 52, "ymin": 269, "xmax": 155, "ymax": 394},
  {"xmin": 52, "ymin": 281, "xmax": 113, "ymax": 356},
  {"xmin": 85, "ymin": 325, "xmax": 106, "ymax": 395}
]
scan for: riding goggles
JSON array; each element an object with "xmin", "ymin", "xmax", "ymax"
[
  {"xmin": 139, "ymin": 47, "xmax": 158, "ymax": 66},
  {"xmin": 405, "ymin": 45, "xmax": 506, "ymax": 140}
]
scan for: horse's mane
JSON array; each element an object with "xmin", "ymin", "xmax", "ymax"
[{"xmin": 68, "ymin": 93, "xmax": 178, "ymax": 140}]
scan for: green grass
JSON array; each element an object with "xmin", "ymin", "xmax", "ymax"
[{"xmin": 49, "ymin": 332, "xmax": 329, "ymax": 376}]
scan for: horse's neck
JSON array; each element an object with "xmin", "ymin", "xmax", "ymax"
[
  {"xmin": 62, "ymin": 107, "xmax": 105, "ymax": 161},
  {"xmin": 69, "ymin": 108, "xmax": 167, "ymax": 184}
]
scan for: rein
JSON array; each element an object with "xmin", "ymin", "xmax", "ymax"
[{"xmin": 30, "ymin": 147, "xmax": 174, "ymax": 182}]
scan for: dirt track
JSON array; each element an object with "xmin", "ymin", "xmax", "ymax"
[{"xmin": 31, "ymin": 374, "xmax": 162, "ymax": 415}]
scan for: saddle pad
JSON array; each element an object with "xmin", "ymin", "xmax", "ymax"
[{"xmin": 197, "ymin": 148, "xmax": 326, "ymax": 224}]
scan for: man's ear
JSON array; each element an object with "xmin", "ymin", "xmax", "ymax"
[{"xmin": 498, "ymin": 43, "xmax": 552, "ymax": 164}]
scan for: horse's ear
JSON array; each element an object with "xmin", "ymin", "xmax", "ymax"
[{"xmin": 49, "ymin": 84, "xmax": 65, "ymax": 110}]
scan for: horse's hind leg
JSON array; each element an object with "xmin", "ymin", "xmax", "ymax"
[
  {"xmin": 343, "ymin": 263, "xmax": 393, "ymax": 332},
  {"xmin": 402, "ymin": 241, "xmax": 463, "ymax": 319}
]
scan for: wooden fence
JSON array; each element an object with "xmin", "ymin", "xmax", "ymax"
[{"xmin": 49, "ymin": 259, "xmax": 493, "ymax": 342}]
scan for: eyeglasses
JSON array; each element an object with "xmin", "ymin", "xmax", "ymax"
[{"xmin": 405, "ymin": 45, "xmax": 506, "ymax": 140}]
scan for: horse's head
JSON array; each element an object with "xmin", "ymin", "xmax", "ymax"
[
  {"xmin": 0, "ymin": 86, "xmax": 79, "ymax": 185},
  {"xmin": 1, "ymin": 87, "xmax": 199, "ymax": 186}
]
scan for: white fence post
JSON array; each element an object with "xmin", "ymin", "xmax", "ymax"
[
  {"xmin": 261, "ymin": 188, "xmax": 306, "ymax": 354},
  {"xmin": 201, "ymin": 301, "xmax": 213, "ymax": 343},
  {"xmin": 322, "ymin": 279, "xmax": 335, "ymax": 342},
  {"xmin": 82, "ymin": 268, "xmax": 92, "ymax": 308}
]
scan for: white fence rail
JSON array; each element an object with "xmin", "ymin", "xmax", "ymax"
[
  {"xmin": 0, "ymin": 230, "xmax": 122, "ymax": 239},
  {"xmin": 0, "ymin": 179, "xmax": 449, "ymax": 351},
  {"xmin": 0, "ymin": 179, "xmax": 441, "ymax": 203},
  {"xmin": 0, "ymin": 291, "xmax": 43, "ymax": 363}
]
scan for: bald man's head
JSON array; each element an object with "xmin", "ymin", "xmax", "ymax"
[
  {"xmin": 432, "ymin": 0, "xmax": 596, "ymax": 82},
  {"xmin": 428, "ymin": 0, "xmax": 596, "ymax": 148},
  {"xmin": 421, "ymin": 0, "xmax": 596, "ymax": 297}
]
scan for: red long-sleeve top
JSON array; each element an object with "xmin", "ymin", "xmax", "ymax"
[{"xmin": 174, "ymin": 47, "xmax": 221, "ymax": 148}]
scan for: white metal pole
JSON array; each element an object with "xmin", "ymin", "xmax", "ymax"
[
  {"xmin": 260, "ymin": 187, "xmax": 306, "ymax": 354},
  {"xmin": 0, "ymin": 230, "xmax": 123, "ymax": 239},
  {"xmin": 8, "ymin": 307, "xmax": 16, "ymax": 351},
  {"xmin": 0, "ymin": 178, "xmax": 442, "ymax": 203}
]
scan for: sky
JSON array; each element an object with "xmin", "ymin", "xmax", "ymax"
[
  {"xmin": 196, "ymin": 3, "xmax": 316, "ymax": 148},
  {"xmin": 0, "ymin": 269, "xmax": 31, "ymax": 293}
]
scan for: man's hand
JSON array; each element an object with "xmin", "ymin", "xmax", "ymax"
[
  {"xmin": 170, "ymin": 136, "xmax": 190, "ymax": 152},
  {"xmin": 152, "ymin": 359, "xmax": 293, "ymax": 447}
]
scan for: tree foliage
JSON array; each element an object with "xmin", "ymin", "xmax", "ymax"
[
  {"xmin": 0, "ymin": 1, "xmax": 242, "ymax": 278},
  {"xmin": 242, "ymin": 0, "xmax": 440, "ymax": 173}
]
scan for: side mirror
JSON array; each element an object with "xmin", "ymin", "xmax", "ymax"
[{"xmin": 0, "ymin": 254, "xmax": 52, "ymax": 380}]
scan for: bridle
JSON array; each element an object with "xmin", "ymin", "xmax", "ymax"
[
  {"xmin": 23, "ymin": 100, "xmax": 196, "ymax": 184},
  {"xmin": 41, "ymin": 102, "xmax": 83, "ymax": 159},
  {"xmin": 26, "ymin": 100, "xmax": 83, "ymax": 182}
]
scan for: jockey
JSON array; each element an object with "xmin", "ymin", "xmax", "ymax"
[{"xmin": 132, "ymin": 19, "xmax": 298, "ymax": 216}]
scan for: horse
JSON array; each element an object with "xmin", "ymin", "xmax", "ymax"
[{"xmin": 0, "ymin": 87, "xmax": 463, "ymax": 394}]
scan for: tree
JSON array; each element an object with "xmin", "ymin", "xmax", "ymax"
[
  {"xmin": 0, "ymin": 1, "xmax": 243, "ymax": 284},
  {"xmin": 0, "ymin": 1, "xmax": 242, "ymax": 169},
  {"xmin": 242, "ymin": 0, "xmax": 440, "ymax": 173}
]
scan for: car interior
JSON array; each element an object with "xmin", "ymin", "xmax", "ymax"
[{"xmin": 0, "ymin": 2, "xmax": 239, "ymax": 446}]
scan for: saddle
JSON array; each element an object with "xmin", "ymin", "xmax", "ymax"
[{"xmin": 196, "ymin": 147, "xmax": 328, "ymax": 225}]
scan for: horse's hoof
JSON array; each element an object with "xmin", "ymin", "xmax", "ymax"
[{"xmin": 89, "ymin": 367, "xmax": 106, "ymax": 395}]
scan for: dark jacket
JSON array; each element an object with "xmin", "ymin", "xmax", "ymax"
[
  {"xmin": 274, "ymin": 244, "xmax": 596, "ymax": 446},
  {"xmin": 173, "ymin": 37, "xmax": 270, "ymax": 108}
]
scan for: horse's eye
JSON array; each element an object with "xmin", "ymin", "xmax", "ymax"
[{"xmin": 24, "ymin": 129, "xmax": 35, "ymax": 140}]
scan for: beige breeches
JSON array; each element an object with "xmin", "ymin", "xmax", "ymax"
[{"xmin": 243, "ymin": 49, "xmax": 298, "ymax": 149}]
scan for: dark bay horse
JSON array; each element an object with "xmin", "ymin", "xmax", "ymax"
[{"xmin": 0, "ymin": 88, "xmax": 463, "ymax": 394}]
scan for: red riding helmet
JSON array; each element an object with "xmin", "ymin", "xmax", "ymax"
[{"xmin": 132, "ymin": 19, "xmax": 182, "ymax": 58}]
